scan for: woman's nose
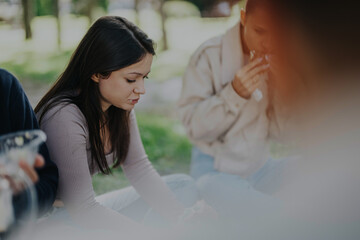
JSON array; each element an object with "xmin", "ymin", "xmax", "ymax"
[
  {"xmin": 261, "ymin": 40, "xmax": 270, "ymax": 52},
  {"xmin": 134, "ymin": 80, "xmax": 146, "ymax": 95}
]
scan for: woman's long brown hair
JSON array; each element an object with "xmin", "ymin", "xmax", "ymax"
[{"xmin": 35, "ymin": 16, "xmax": 155, "ymax": 174}]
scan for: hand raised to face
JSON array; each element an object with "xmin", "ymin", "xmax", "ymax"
[{"xmin": 232, "ymin": 56, "xmax": 269, "ymax": 99}]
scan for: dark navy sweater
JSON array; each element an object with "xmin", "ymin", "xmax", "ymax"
[{"xmin": 0, "ymin": 68, "xmax": 58, "ymax": 216}]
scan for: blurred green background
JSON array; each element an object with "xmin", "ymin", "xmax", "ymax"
[{"xmin": 1, "ymin": 0, "xmax": 290, "ymax": 195}]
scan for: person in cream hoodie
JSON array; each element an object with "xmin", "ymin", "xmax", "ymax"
[{"xmin": 178, "ymin": 0, "xmax": 289, "ymax": 215}]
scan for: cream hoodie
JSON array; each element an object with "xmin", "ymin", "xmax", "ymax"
[{"xmin": 178, "ymin": 22, "xmax": 283, "ymax": 178}]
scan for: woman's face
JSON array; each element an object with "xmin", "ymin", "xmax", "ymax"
[
  {"xmin": 241, "ymin": 6, "xmax": 278, "ymax": 55},
  {"xmin": 93, "ymin": 53, "xmax": 153, "ymax": 112}
]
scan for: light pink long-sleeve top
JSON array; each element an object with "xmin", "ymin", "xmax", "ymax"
[{"xmin": 38, "ymin": 103, "xmax": 184, "ymax": 230}]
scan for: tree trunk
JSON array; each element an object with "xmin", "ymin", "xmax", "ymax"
[
  {"xmin": 54, "ymin": 0, "xmax": 61, "ymax": 49},
  {"xmin": 85, "ymin": 0, "xmax": 96, "ymax": 26},
  {"xmin": 159, "ymin": 0, "xmax": 168, "ymax": 51},
  {"xmin": 22, "ymin": 0, "xmax": 33, "ymax": 39},
  {"xmin": 134, "ymin": 0, "xmax": 140, "ymax": 26}
]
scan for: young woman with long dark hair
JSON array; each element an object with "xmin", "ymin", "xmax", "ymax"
[{"xmin": 35, "ymin": 16, "xmax": 207, "ymax": 231}]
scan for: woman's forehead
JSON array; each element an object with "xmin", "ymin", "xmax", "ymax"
[
  {"xmin": 121, "ymin": 54, "xmax": 153, "ymax": 74},
  {"xmin": 246, "ymin": 6, "xmax": 278, "ymax": 26}
]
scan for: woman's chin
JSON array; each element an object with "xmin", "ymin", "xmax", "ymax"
[{"xmin": 114, "ymin": 103, "xmax": 135, "ymax": 111}]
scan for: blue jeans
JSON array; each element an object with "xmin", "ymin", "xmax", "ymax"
[{"xmin": 191, "ymin": 147, "xmax": 287, "ymax": 218}]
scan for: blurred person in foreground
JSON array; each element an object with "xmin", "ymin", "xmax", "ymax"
[
  {"xmin": 271, "ymin": 0, "xmax": 360, "ymax": 224},
  {"xmin": 175, "ymin": 0, "xmax": 360, "ymax": 239},
  {"xmin": 0, "ymin": 69, "xmax": 59, "ymax": 229}
]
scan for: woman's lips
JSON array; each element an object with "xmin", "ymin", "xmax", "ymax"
[{"xmin": 130, "ymin": 98, "xmax": 140, "ymax": 104}]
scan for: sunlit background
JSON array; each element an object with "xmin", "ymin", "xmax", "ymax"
[{"xmin": 0, "ymin": 0, "xmax": 291, "ymax": 194}]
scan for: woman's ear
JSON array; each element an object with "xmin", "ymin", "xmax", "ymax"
[
  {"xmin": 91, "ymin": 73, "xmax": 101, "ymax": 83},
  {"xmin": 240, "ymin": 8, "xmax": 246, "ymax": 25}
]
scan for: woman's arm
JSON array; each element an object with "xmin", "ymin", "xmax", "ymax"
[
  {"xmin": 122, "ymin": 111, "xmax": 186, "ymax": 222},
  {"xmin": 40, "ymin": 104, "xmax": 142, "ymax": 232}
]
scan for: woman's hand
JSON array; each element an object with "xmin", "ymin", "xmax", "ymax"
[
  {"xmin": 178, "ymin": 200, "xmax": 218, "ymax": 224},
  {"xmin": 2, "ymin": 155, "xmax": 45, "ymax": 194},
  {"xmin": 232, "ymin": 57, "xmax": 270, "ymax": 99}
]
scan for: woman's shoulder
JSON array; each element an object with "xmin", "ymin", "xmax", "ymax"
[
  {"xmin": 0, "ymin": 69, "xmax": 23, "ymax": 99},
  {"xmin": 190, "ymin": 36, "xmax": 222, "ymax": 66},
  {"xmin": 38, "ymin": 101, "xmax": 86, "ymax": 129}
]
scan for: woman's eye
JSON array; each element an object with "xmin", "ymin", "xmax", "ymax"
[{"xmin": 126, "ymin": 79, "xmax": 136, "ymax": 83}]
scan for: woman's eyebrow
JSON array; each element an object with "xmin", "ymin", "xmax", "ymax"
[
  {"xmin": 254, "ymin": 25, "xmax": 263, "ymax": 29},
  {"xmin": 128, "ymin": 71, "xmax": 151, "ymax": 76},
  {"xmin": 254, "ymin": 25, "xmax": 267, "ymax": 30}
]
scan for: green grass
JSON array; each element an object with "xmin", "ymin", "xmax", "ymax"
[
  {"xmin": 92, "ymin": 171, "xmax": 129, "ymax": 195},
  {"xmin": 0, "ymin": 50, "xmax": 71, "ymax": 83},
  {"xmin": 137, "ymin": 112, "xmax": 192, "ymax": 173}
]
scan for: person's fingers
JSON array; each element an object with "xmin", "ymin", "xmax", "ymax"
[
  {"xmin": 248, "ymin": 81, "xmax": 263, "ymax": 94},
  {"xmin": 245, "ymin": 64, "xmax": 270, "ymax": 81},
  {"xmin": 234, "ymin": 60, "xmax": 268, "ymax": 99},
  {"xmin": 244, "ymin": 72, "xmax": 266, "ymax": 90},
  {"xmin": 3, "ymin": 175, "xmax": 19, "ymax": 193},
  {"xmin": 244, "ymin": 74, "xmax": 263, "ymax": 91},
  {"xmin": 242, "ymin": 57, "xmax": 264, "ymax": 73},
  {"xmin": 19, "ymin": 160, "xmax": 39, "ymax": 183},
  {"xmin": 235, "ymin": 60, "xmax": 266, "ymax": 84},
  {"xmin": 34, "ymin": 154, "xmax": 45, "ymax": 168},
  {"xmin": 243, "ymin": 74, "xmax": 260, "ymax": 89}
]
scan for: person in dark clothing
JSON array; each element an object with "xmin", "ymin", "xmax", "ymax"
[{"xmin": 0, "ymin": 68, "xmax": 58, "ymax": 217}]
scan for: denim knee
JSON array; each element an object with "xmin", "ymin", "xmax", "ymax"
[{"xmin": 163, "ymin": 174, "xmax": 200, "ymax": 207}]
